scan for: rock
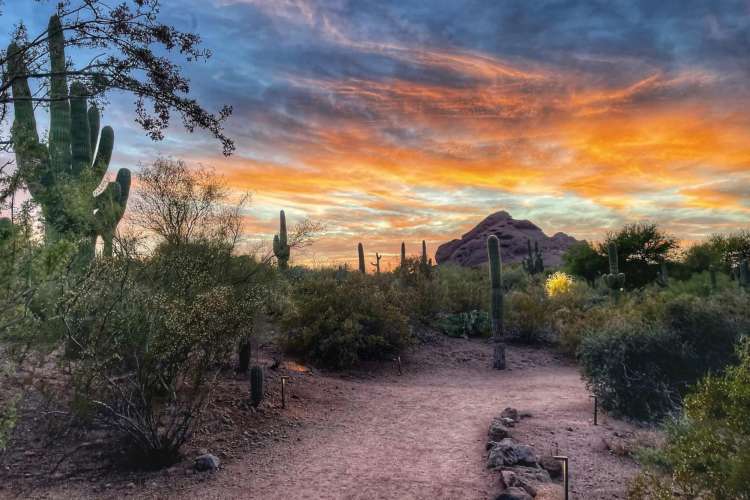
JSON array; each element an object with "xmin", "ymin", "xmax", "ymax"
[
  {"xmin": 500, "ymin": 417, "xmax": 516, "ymax": 427},
  {"xmin": 539, "ymin": 455, "xmax": 562, "ymax": 479},
  {"xmin": 193, "ymin": 453, "xmax": 220, "ymax": 472},
  {"xmin": 512, "ymin": 466, "xmax": 551, "ymax": 483},
  {"xmin": 487, "ymin": 439, "xmax": 539, "ymax": 468},
  {"xmin": 495, "ymin": 486, "xmax": 533, "ymax": 500},
  {"xmin": 488, "ymin": 420, "xmax": 512, "ymax": 441},
  {"xmin": 435, "ymin": 211, "xmax": 580, "ymax": 267},
  {"xmin": 501, "ymin": 471, "xmax": 538, "ymax": 497},
  {"xmin": 500, "ymin": 407, "xmax": 520, "ymax": 423}
]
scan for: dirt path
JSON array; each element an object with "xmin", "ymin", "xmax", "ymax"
[{"xmin": 168, "ymin": 338, "xmax": 642, "ymax": 500}]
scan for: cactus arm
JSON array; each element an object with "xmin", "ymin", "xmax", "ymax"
[
  {"xmin": 69, "ymin": 82, "xmax": 92, "ymax": 176},
  {"xmin": 47, "ymin": 15, "xmax": 72, "ymax": 175},
  {"xmin": 94, "ymin": 168, "xmax": 131, "ymax": 257},
  {"xmin": 92, "ymin": 125, "xmax": 114, "ymax": 182},
  {"xmin": 88, "ymin": 105, "xmax": 100, "ymax": 160}
]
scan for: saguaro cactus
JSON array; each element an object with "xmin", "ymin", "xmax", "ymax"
[
  {"xmin": 358, "ymin": 242, "xmax": 366, "ymax": 273},
  {"xmin": 371, "ymin": 252, "xmax": 382, "ymax": 274},
  {"xmin": 400, "ymin": 242, "xmax": 406, "ymax": 269},
  {"xmin": 8, "ymin": 16, "xmax": 130, "ymax": 259},
  {"xmin": 657, "ymin": 260, "xmax": 669, "ymax": 287},
  {"xmin": 419, "ymin": 240, "xmax": 431, "ymax": 276},
  {"xmin": 603, "ymin": 242, "xmax": 626, "ymax": 298},
  {"xmin": 250, "ymin": 366, "xmax": 264, "ymax": 407},
  {"xmin": 273, "ymin": 209, "xmax": 290, "ymax": 269},
  {"xmin": 487, "ymin": 235, "xmax": 506, "ymax": 370},
  {"xmin": 739, "ymin": 259, "xmax": 750, "ymax": 290},
  {"xmin": 522, "ymin": 239, "xmax": 544, "ymax": 275}
]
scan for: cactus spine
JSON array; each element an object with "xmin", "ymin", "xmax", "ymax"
[
  {"xmin": 358, "ymin": 243, "xmax": 366, "ymax": 273},
  {"xmin": 250, "ymin": 365, "xmax": 264, "ymax": 407},
  {"xmin": 603, "ymin": 242, "xmax": 626, "ymax": 298},
  {"xmin": 8, "ymin": 16, "xmax": 130, "ymax": 259},
  {"xmin": 487, "ymin": 235, "xmax": 506, "ymax": 370},
  {"xmin": 371, "ymin": 252, "xmax": 382, "ymax": 274},
  {"xmin": 273, "ymin": 209, "xmax": 290, "ymax": 269}
]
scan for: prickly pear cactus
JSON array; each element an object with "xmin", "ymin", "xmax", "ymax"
[
  {"xmin": 273, "ymin": 210, "xmax": 290, "ymax": 269},
  {"xmin": 250, "ymin": 365, "xmax": 264, "ymax": 407},
  {"xmin": 7, "ymin": 15, "xmax": 130, "ymax": 259}
]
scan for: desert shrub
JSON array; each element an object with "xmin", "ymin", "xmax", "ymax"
[
  {"xmin": 563, "ymin": 241, "xmax": 606, "ymax": 285},
  {"xmin": 629, "ymin": 339, "xmax": 750, "ymax": 499},
  {"xmin": 60, "ymin": 252, "xmax": 262, "ymax": 466},
  {"xmin": 283, "ymin": 271, "xmax": 411, "ymax": 369},
  {"xmin": 435, "ymin": 310, "xmax": 490, "ymax": 338},
  {"xmin": 434, "ymin": 263, "xmax": 488, "ymax": 314},
  {"xmin": 545, "ymin": 271, "xmax": 574, "ymax": 297},
  {"xmin": 579, "ymin": 291, "xmax": 750, "ymax": 421},
  {"xmin": 506, "ymin": 284, "xmax": 551, "ymax": 343}
]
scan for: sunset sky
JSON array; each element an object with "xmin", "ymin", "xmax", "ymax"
[{"xmin": 4, "ymin": 1, "xmax": 750, "ymax": 267}]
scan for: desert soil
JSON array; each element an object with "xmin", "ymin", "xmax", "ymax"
[{"xmin": 1, "ymin": 336, "xmax": 644, "ymax": 500}]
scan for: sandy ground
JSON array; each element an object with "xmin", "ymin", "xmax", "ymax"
[
  {"xmin": 1, "ymin": 337, "xmax": 644, "ymax": 500},
  {"xmin": 170, "ymin": 338, "xmax": 641, "ymax": 500}
]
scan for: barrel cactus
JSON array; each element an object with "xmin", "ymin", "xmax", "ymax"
[
  {"xmin": 273, "ymin": 209, "xmax": 290, "ymax": 269},
  {"xmin": 603, "ymin": 242, "xmax": 626, "ymax": 297},
  {"xmin": 250, "ymin": 365, "xmax": 264, "ymax": 407},
  {"xmin": 487, "ymin": 235, "xmax": 506, "ymax": 370},
  {"xmin": 7, "ymin": 15, "xmax": 130, "ymax": 259}
]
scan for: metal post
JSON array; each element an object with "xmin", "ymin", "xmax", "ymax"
[
  {"xmin": 590, "ymin": 395, "xmax": 598, "ymax": 425},
  {"xmin": 281, "ymin": 376, "xmax": 288, "ymax": 409},
  {"xmin": 554, "ymin": 455, "xmax": 569, "ymax": 500}
]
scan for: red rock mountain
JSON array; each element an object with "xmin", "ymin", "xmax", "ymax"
[{"xmin": 435, "ymin": 211, "xmax": 579, "ymax": 267}]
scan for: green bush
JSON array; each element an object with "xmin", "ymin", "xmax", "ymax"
[
  {"xmin": 435, "ymin": 310, "xmax": 490, "ymax": 338},
  {"xmin": 283, "ymin": 271, "xmax": 411, "ymax": 369},
  {"xmin": 579, "ymin": 292, "xmax": 749, "ymax": 421},
  {"xmin": 630, "ymin": 339, "xmax": 750, "ymax": 499}
]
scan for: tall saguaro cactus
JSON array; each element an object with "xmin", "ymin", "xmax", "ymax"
[
  {"xmin": 358, "ymin": 243, "xmax": 366, "ymax": 273},
  {"xmin": 273, "ymin": 209, "xmax": 290, "ymax": 269},
  {"xmin": 8, "ymin": 16, "xmax": 130, "ymax": 259},
  {"xmin": 603, "ymin": 242, "xmax": 626, "ymax": 299},
  {"xmin": 400, "ymin": 242, "xmax": 406, "ymax": 269},
  {"xmin": 487, "ymin": 235, "xmax": 506, "ymax": 370}
]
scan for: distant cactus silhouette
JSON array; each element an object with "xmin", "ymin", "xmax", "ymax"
[
  {"xmin": 419, "ymin": 240, "xmax": 431, "ymax": 276},
  {"xmin": 487, "ymin": 235, "xmax": 505, "ymax": 370},
  {"xmin": 400, "ymin": 242, "xmax": 406, "ymax": 269},
  {"xmin": 371, "ymin": 252, "xmax": 382, "ymax": 274},
  {"xmin": 7, "ymin": 15, "xmax": 130, "ymax": 259},
  {"xmin": 273, "ymin": 210, "xmax": 290, "ymax": 269},
  {"xmin": 603, "ymin": 242, "xmax": 626, "ymax": 298},
  {"xmin": 358, "ymin": 242, "xmax": 366, "ymax": 273},
  {"xmin": 522, "ymin": 239, "xmax": 544, "ymax": 275}
]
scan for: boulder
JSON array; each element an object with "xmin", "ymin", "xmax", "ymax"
[
  {"xmin": 487, "ymin": 439, "xmax": 539, "ymax": 468},
  {"xmin": 495, "ymin": 487, "xmax": 533, "ymax": 500},
  {"xmin": 512, "ymin": 466, "xmax": 552, "ymax": 483},
  {"xmin": 501, "ymin": 471, "xmax": 538, "ymax": 497},
  {"xmin": 539, "ymin": 455, "xmax": 562, "ymax": 479},
  {"xmin": 193, "ymin": 453, "xmax": 220, "ymax": 472},
  {"xmin": 435, "ymin": 211, "xmax": 580, "ymax": 267},
  {"xmin": 488, "ymin": 420, "xmax": 512, "ymax": 441}
]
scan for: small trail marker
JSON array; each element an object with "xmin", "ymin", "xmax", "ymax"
[
  {"xmin": 554, "ymin": 455, "xmax": 569, "ymax": 500},
  {"xmin": 590, "ymin": 395, "xmax": 598, "ymax": 425},
  {"xmin": 281, "ymin": 376, "xmax": 289, "ymax": 409}
]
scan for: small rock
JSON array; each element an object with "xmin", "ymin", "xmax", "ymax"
[
  {"xmin": 488, "ymin": 420, "xmax": 512, "ymax": 441},
  {"xmin": 193, "ymin": 453, "xmax": 221, "ymax": 472},
  {"xmin": 500, "ymin": 417, "xmax": 516, "ymax": 427},
  {"xmin": 539, "ymin": 456, "xmax": 562, "ymax": 479},
  {"xmin": 487, "ymin": 439, "xmax": 539, "ymax": 468},
  {"xmin": 501, "ymin": 471, "xmax": 537, "ymax": 497},
  {"xmin": 500, "ymin": 407, "xmax": 520, "ymax": 422},
  {"xmin": 495, "ymin": 486, "xmax": 533, "ymax": 500}
]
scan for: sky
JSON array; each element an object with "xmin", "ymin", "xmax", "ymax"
[{"xmin": 3, "ymin": 0, "xmax": 750, "ymax": 267}]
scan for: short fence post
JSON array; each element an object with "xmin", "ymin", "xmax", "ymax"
[
  {"xmin": 554, "ymin": 455, "xmax": 569, "ymax": 500},
  {"xmin": 281, "ymin": 376, "xmax": 289, "ymax": 409}
]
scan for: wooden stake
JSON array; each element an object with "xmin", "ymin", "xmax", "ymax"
[{"xmin": 554, "ymin": 456, "xmax": 569, "ymax": 500}]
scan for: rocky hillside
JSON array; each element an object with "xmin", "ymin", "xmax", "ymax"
[{"xmin": 435, "ymin": 211, "xmax": 579, "ymax": 267}]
